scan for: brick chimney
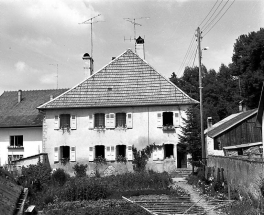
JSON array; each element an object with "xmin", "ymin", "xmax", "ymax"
[
  {"xmin": 207, "ymin": 117, "xmax": 213, "ymax": 129},
  {"xmin": 83, "ymin": 53, "xmax": 94, "ymax": 78},
  {"xmin": 18, "ymin": 90, "xmax": 22, "ymax": 103},
  {"xmin": 50, "ymin": 95, "xmax": 54, "ymax": 101},
  {"xmin": 135, "ymin": 36, "xmax": 145, "ymax": 60}
]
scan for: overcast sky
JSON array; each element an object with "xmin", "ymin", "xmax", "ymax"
[{"xmin": 0, "ymin": 0, "xmax": 263, "ymax": 95}]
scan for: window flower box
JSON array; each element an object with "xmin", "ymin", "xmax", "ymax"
[{"xmin": 162, "ymin": 125, "xmax": 175, "ymax": 131}]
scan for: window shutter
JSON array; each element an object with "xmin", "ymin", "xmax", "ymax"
[
  {"xmin": 54, "ymin": 116, "xmax": 60, "ymax": 130},
  {"xmin": 89, "ymin": 147, "xmax": 94, "ymax": 161},
  {"xmin": 110, "ymin": 146, "xmax": 115, "ymax": 161},
  {"xmin": 173, "ymin": 111, "xmax": 180, "ymax": 127},
  {"xmin": 71, "ymin": 115, "xmax": 77, "ymax": 130},
  {"xmin": 158, "ymin": 148, "xmax": 164, "ymax": 160},
  {"xmin": 54, "ymin": 147, "xmax": 59, "ymax": 162},
  {"xmin": 109, "ymin": 113, "xmax": 115, "ymax": 128},
  {"xmin": 70, "ymin": 146, "xmax": 76, "ymax": 162},
  {"xmin": 127, "ymin": 145, "xmax": 133, "ymax": 161},
  {"xmin": 89, "ymin": 115, "xmax": 94, "ymax": 129},
  {"xmin": 105, "ymin": 146, "xmax": 111, "ymax": 161},
  {"xmin": 105, "ymin": 114, "xmax": 110, "ymax": 128},
  {"xmin": 157, "ymin": 112, "xmax": 163, "ymax": 127},
  {"xmin": 153, "ymin": 149, "xmax": 158, "ymax": 161},
  {"xmin": 126, "ymin": 113, "xmax": 133, "ymax": 128}
]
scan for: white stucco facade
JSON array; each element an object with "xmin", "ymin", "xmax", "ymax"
[
  {"xmin": 0, "ymin": 127, "xmax": 42, "ymax": 166},
  {"xmin": 206, "ymin": 136, "xmax": 224, "ymax": 156},
  {"xmin": 43, "ymin": 104, "xmax": 190, "ymax": 170}
]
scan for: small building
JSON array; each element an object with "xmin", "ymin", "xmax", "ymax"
[
  {"xmin": 205, "ymin": 107, "xmax": 262, "ymax": 157},
  {"xmin": 0, "ymin": 89, "xmax": 67, "ymax": 166},
  {"xmin": 37, "ymin": 49, "xmax": 198, "ymax": 173}
]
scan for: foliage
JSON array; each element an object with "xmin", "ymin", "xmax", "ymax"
[
  {"xmin": 178, "ymin": 107, "xmax": 201, "ymax": 163},
  {"xmin": 44, "ymin": 199, "xmax": 151, "ymax": 215},
  {"xmin": 94, "ymin": 156, "xmax": 107, "ymax": 177},
  {"xmin": 72, "ymin": 163, "xmax": 88, "ymax": 177},
  {"xmin": 51, "ymin": 168, "xmax": 70, "ymax": 186},
  {"xmin": 116, "ymin": 155, "xmax": 127, "ymax": 163},
  {"xmin": 132, "ymin": 143, "xmax": 163, "ymax": 172}
]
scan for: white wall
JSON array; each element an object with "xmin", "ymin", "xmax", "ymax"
[
  {"xmin": 43, "ymin": 105, "xmax": 190, "ymax": 169},
  {"xmin": 206, "ymin": 135, "xmax": 224, "ymax": 156},
  {"xmin": 0, "ymin": 127, "xmax": 42, "ymax": 165}
]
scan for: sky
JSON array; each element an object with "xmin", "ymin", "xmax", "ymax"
[{"xmin": 0, "ymin": 0, "xmax": 263, "ymax": 95}]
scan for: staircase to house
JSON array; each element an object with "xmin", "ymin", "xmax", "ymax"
[{"xmin": 172, "ymin": 168, "xmax": 192, "ymax": 179}]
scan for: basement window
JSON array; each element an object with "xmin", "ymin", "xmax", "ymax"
[
  {"xmin": 10, "ymin": 135, "xmax": 23, "ymax": 148},
  {"xmin": 95, "ymin": 145, "xmax": 105, "ymax": 158},
  {"xmin": 94, "ymin": 113, "xmax": 105, "ymax": 128}
]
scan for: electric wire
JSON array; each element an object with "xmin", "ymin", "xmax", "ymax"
[
  {"xmin": 198, "ymin": 0, "xmax": 219, "ymax": 28},
  {"xmin": 177, "ymin": 32, "xmax": 196, "ymax": 75},
  {"xmin": 192, "ymin": 47, "xmax": 198, "ymax": 68},
  {"xmin": 186, "ymin": 44, "xmax": 198, "ymax": 68},
  {"xmin": 200, "ymin": 0, "xmax": 224, "ymax": 30},
  {"xmin": 203, "ymin": 0, "xmax": 236, "ymax": 37},
  {"xmin": 202, "ymin": 0, "xmax": 231, "ymax": 33}
]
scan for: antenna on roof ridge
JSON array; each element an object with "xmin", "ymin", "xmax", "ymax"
[
  {"xmin": 123, "ymin": 17, "xmax": 149, "ymax": 53},
  {"xmin": 79, "ymin": 14, "xmax": 105, "ymax": 58}
]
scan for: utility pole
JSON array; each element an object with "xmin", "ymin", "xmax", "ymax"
[{"xmin": 197, "ymin": 27, "xmax": 206, "ymax": 164}]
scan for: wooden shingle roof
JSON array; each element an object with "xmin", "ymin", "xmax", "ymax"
[
  {"xmin": 38, "ymin": 49, "xmax": 198, "ymax": 109},
  {"xmin": 0, "ymin": 89, "xmax": 68, "ymax": 128}
]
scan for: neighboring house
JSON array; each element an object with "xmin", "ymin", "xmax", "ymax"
[
  {"xmin": 37, "ymin": 49, "xmax": 198, "ymax": 172},
  {"xmin": 0, "ymin": 89, "xmax": 67, "ymax": 166},
  {"xmin": 205, "ymin": 107, "xmax": 262, "ymax": 157}
]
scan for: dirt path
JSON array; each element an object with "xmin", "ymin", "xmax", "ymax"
[{"xmin": 172, "ymin": 179, "xmax": 225, "ymax": 215}]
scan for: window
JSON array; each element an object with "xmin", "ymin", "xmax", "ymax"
[
  {"xmin": 60, "ymin": 114, "xmax": 70, "ymax": 129},
  {"xmin": 157, "ymin": 111, "xmax": 179, "ymax": 129},
  {"xmin": 95, "ymin": 145, "xmax": 105, "ymax": 158},
  {"xmin": 8, "ymin": 155, "xmax": 23, "ymax": 163},
  {"xmin": 60, "ymin": 146, "xmax": 70, "ymax": 160},
  {"xmin": 163, "ymin": 112, "xmax": 173, "ymax": 126},
  {"xmin": 94, "ymin": 113, "xmax": 105, "ymax": 128},
  {"xmin": 116, "ymin": 145, "xmax": 126, "ymax": 157},
  {"xmin": 10, "ymin": 135, "xmax": 23, "ymax": 148},
  {"xmin": 214, "ymin": 140, "xmax": 222, "ymax": 150},
  {"xmin": 116, "ymin": 113, "xmax": 126, "ymax": 128},
  {"xmin": 164, "ymin": 144, "xmax": 174, "ymax": 158}
]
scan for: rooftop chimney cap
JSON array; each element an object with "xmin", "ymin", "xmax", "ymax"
[
  {"xmin": 136, "ymin": 36, "xmax": 144, "ymax": 44},
  {"xmin": 83, "ymin": 53, "xmax": 91, "ymax": 60},
  {"xmin": 18, "ymin": 90, "xmax": 22, "ymax": 103}
]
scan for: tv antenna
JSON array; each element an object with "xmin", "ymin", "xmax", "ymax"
[
  {"xmin": 49, "ymin": 63, "xmax": 58, "ymax": 89},
  {"xmin": 123, "ymin": 17, "xmax": 149, "ymax": 52},
  {"xmin": 79, "ymin": 14, "xmax": 104, "ymax": 58}
]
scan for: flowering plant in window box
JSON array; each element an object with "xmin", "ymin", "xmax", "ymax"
[
  {"xmin": 61, "ymin": 124, "xmax": 70, "ymax": 133},
  {"xmin": 115, "ymin": 124, "xmax": 127, "ymax": 131},
  {"xmin": 162, "ymin": 125, "xmax": 175, "ymax": 131},
  {"xmin": 95, "ymin": 125, "xmax": 105, "ymax": 132},
  {"xmin": 60, "ymin": 157, "xmax": 69, "ymax": 165}
]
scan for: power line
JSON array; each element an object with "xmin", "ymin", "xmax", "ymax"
[
  {"xmin": 202, "ymin": 0, "xmax": 231, "ymax": 33},
  {"xmin": 192, "ymin": 47, "xmax": 198, "ymax": 68},
  {"xmin": 177, "ymin": 32, "xmax": 196, "ymax": 75},
  {"xmin": 186, "ymin": 44, "xmax": 198, "ymax": 68},
  {"xmin": 203, "ymin": 0, "xmax": 236, "ymax": 37},
  {"xmin": 200, "ymin": 0, "xmax": 224, "ymax": 30},
  {"xmin": 198, "ymin": 0, "xmax": 219, "ymax": 28}
]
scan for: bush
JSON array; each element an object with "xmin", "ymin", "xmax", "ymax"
[
  {"xmin": 72, "ymin": 163, "xmax": 88, "ymax": 178},
  {"xmin": 51, "ymin": 168, "xmax": 69, "ymax": 186}
]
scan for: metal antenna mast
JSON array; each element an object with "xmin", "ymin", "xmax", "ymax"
[
  {"xmin": 124, "ymin": 17, "xmax": 149, "ymax": 52},
  {"xmin": 79, "ymin": 14, "xmax": 104, "ymax": 58},
  {"xmin": 49, "ymin": 63, "xmax": 58, "ymax": 89}
]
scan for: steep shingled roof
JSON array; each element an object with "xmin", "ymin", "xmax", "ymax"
[
  {"xmin": 38, "ymin": 49, "xmax": 198, "ymax": 109},
  {"xmin": 206, "ymin": 109, "xmax": 258, "ymax": 138},
  {"xmin": 0, "ymin": 89, "xmax": 68, "ymax": 128}
]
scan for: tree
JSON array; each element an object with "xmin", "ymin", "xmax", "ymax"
[
  {"xmin": 230, "ymin": 28, "xmax": 264, "ymax": 108},
  {"xmin": 178, "ymin": 107, "xmax": 201, "ymax": 170}
]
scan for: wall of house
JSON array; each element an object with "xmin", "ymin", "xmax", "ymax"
[
  {"xmin": 208, "ymin": 155, "xmax": 264, "ymax": 198},
  {"xmin": 0, "ymin": 127, "xmax": 42, "ymax": 166},
  {"xmin": 206, "ymin": 136, "xmax": 224, "ymax": 156},
  {"xmin": 43, "ymin": 105, "xmax": 190, "ymax": 173}
]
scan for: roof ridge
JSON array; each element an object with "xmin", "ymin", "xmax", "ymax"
[{"xmin": 2, "ymin": 88, "xmax": 69, "ymax": 93}]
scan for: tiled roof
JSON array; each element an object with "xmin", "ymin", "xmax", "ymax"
[
  {"xmin": 0, "ymin": 89, "xmax": 68, "ymax": 128},
  {"xmin": 38, "ymin": 49, "xmax": 198, "ymax": 109},
  {"xmin": 206, "ymin": 109, "xmax": 258, "ymax": 138}
]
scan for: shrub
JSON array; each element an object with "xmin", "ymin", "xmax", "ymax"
[
  {"xmin": 72, "ymin": 163, "xmax": 88, "ymax": 178},
  {"xmin": 116, "ymin": 155, "xmax": 127, "ymax": 163},
  {"xmin": 51, "ymin": 168, "xmax": 69, "ymax": 186}
]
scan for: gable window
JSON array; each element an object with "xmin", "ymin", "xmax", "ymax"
[
  {"xmin": 95, "ymin": 113, "xmax": 105, "ymax": 128},
  {"xmin": 60, "ymin": 114, "xmax": 70, "ymax": 129},
  {"xmin": 116, "ymin": 113, "xmax": 126, "ymax": 128},
  {"xmin": 10, "ymin": 136, "xmax": 23, "ymax": 148}
]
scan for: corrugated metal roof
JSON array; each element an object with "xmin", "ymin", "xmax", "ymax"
[
  {"xmin": 206, "ymin": 109, "xmax": 258, "ymax": 138},
  {"xmin": 38, "ymin": 49, "xmax": 198, "ymax": 109},
  {"xmin": 0, "ymin": 89, "xmax": 68, "ymax": 127}
]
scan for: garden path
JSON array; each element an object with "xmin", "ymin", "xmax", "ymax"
[{"xmin": 172, "ymin": 179, "xmax": 226, "ymax": 215}]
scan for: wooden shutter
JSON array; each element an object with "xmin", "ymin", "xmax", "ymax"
[
  {"xmin": 110, "ymin": 146, "xmax": 115, "ymax": 161},
  {"xmin": 70, "ymin": 146, "xmax": 76, "ymax": 162},
  {"xmin": 126, "ymin": 113, "xmax": 133, "ymax": 128},
  {"xmin": 54, "ymin": 147, "xmax": 59, "ymax": 162},
  {"xmin": 157, "ymin": 112, "xmax": 163, "ymax": 127},
  {"xmin": 173, "ymin": 111, "xmax": 180, "ymax": 127},
  {"xmin": 89, "ymin": 147, "xmax": 94, "ymax": 161},
  {"xmin": 89, "ymin": 115, "xmax": 94, "ymax": 129},
  {"xmin": 105, "ymin": 114, "xmax": 110, "ymax": 128},
  {"xmin": 105, "ymin": 146, "xmax": 111, "ymax": 161},
  {"xmin": 71, "ymin": 115, "xmax": 77, "ymax": 130},
  {"xmin": 127, "ymin": 145, "xmax": 133, "ymax": 161},
  {"xmin": 158, "ymin": 148, "xmax": 164, "ymax": 160},
  {"xmin": 54, "ymin": 115, "xmax": 60, "ymax": 130},
  {"xmin": 109, "ymin": 113, "xmax": 115, "ymax": 128},
  {"xmin": 153, "ymin": 149, "xmax": 158, "ymax": 161}
]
